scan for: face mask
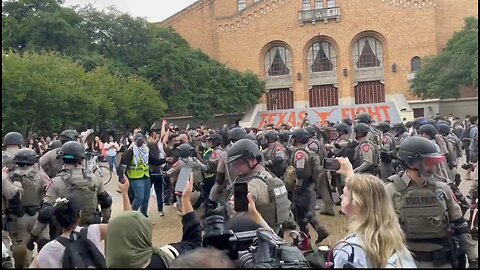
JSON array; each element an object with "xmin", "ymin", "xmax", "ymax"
[
  {"xmin": 201, "ymin": 142, "xmax": 208, "ymax": 148},
  {"xmin": 136, "ymin": 139, "xmax": 144, "ymax": 146}
]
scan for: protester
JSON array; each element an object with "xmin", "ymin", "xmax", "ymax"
[
  {"xmin": 29, "ymin": 196, "xmax": 107, "ymax": 268},
  {"xmin": 105, "ymin": 174, "xmax": 202, "ymax": 268},
  {"xmin": 104, "ymin": 136, "xmax": 120, "ymax": 172},
  {"xmin": 330, "ymin": 157, "xmax": 416, "ymax": 268}
]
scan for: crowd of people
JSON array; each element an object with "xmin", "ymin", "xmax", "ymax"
[{"xmin": 1, "ymin": 112, "xmax": 478, "ymax": 268}]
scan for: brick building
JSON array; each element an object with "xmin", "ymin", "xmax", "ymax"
[{"xmin": 157, "ymin": 0, "xmax": 478, "ymax": 125}]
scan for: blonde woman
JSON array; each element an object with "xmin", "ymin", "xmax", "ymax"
[{"xmin": 330, "ymin": 157, "xmax": 416, "ymax": 268}]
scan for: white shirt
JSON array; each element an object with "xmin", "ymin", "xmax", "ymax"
[{"xmin": 36, "ymin": 224, "xmax": 103, "ymax": 268}]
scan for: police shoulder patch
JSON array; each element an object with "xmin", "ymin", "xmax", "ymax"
[
  {"xmin": 276, "ymin": 146, "xmax": 283, "ymax": 152},
  {"xmin": 383, "ymin": 137, "xmax": 390, "ymax": 144},
  {"xmin": 295, "ymin": 151, "xmax": 305, "ymax": 160},
  {"xmin": 211, "ymin": 151, "xmax": 218, "ymax": 159},
  {"xmin": 361, "ymin": 144, "xmax": 370, "ymax": 152},
  {"xmin": 435, "ymin": 190, "xmax": 444, "ymax": 199}
]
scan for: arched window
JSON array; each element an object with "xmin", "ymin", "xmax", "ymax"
[
  {"xmin": 327, "ymin": 0, "xmax": 336, "ymax": 7},
  {"xmin": 238, "ymin": 0, "xmax": 247, "ymax": 11},
  {"xmin": 352, "ymin": 37, "xmax": 383, "ymax": 68},
  {"xmin": 302, "ymin": 0, "xmax": 311, "ymax": 11},
  {"xmin": 265, "ymin": 46, "xmax": 291, "ymax": 76},
  {"xmin": 307, "ymin": 41, "xmax": 336, "ymax": 72},
  {"xmin": 411, "ymin": 56, "xmax": 422, "ymax": 72},
  {"xmin": 315, "ymin": 0, "xmax": 324, "ymax": 9}
]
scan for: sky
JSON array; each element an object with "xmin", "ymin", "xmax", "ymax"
[{"xmin": 63, "ymin": 0, "xmax": 198, "ymax": 22}]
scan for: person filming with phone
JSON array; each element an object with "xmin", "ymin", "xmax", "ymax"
[
  {"xmin": 224, "ymin": 139, "xmax": 294, "ymax": 234},
  {"xmin": 324, "ymin": 157, "xmax": 416, "ymax": 268}
]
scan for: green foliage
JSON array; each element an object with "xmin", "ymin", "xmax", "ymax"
[
  {"xmin": 2, "ymin": 0, "xmax": 265, "ymax": 135},
  {"xmin": 2, "ymin": 51, "xmax": 166, "ymax": 137},
  {"xmin": 411, "ymin": 17, "xmax": 478, "ymax": 99}
]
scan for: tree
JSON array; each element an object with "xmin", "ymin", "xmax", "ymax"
[
  {"xmin": 411, "ymin": 17, "xmax": 478, "ymax": 99},
  {"xmin": 2, "ymin": 51, "xmax": 166, "ymax": 137},
  {"xmin": 2, "ymin": 0, "xmax": 265, "ymax": 125}
]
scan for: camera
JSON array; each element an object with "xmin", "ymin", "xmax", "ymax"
[{"xmin": 202, "ymin": 212, "xmax": 309, "ymax": 268}]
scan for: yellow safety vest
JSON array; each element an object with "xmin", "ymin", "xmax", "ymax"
[
  {"xmin": 203, "ymin": 148, "xmax": 214, "ymax": 178},
  {"xmin": 127, "ymin": 156, "xmax": 150, "ymax": 180}
]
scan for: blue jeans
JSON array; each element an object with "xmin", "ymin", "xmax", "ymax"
[
  {"xmin": 130, "ymin": 178, "xmax": 151, "ymax": 217},
  {"xmin": 106, "ymin": 155, "xmax": 117, "ymax": 172}
]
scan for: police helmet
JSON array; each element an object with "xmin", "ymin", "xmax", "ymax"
[
  {"xmin": 436, "ymin": 123, "xmax": 451, "ymax": 136},
  {"xmin": 278, "ymin": 131, "xmax": 292, "ymax": 143},
  {"xmin": 207, "ymin": 134, "xmax": 223, "ymax": 147},
  {"xmin": 412, "ymin": 117, "xmax": 431, "ymax": 130},
  {"xmin": 59, "ymin": 130, "xmax": 79, "ymax": 144},
  {"xmin": 246, "ymin": 133, "xmax": 257, "ymax": 142},
  {"xmin": 178, "ymin": 143, "xmax": 194, "ymax": 158},
  {"xmin": 3, "ymin": 132, "xmax": 24, "ymax": 147},
  {"xmin": 333, "ymin": 123, "xmax": 350, "ymax": 135},
  {"xmin": 264, "ymin": 131, "xmax": 279, "ymax": 142},
  {"xmin": 392, "ymin": 123, "xmax": 407, "ymax": 134},
  {"xmin": 48, "ymin": 140, "xmax": 63, "ymax": 151},
  {"xmin": 342, "ymin": 118, "xmax": 353, "ymax": 126},
  {"xmin": 353, "ymin": 123, "xmax": 370, "ymax": 138},
  {"xmin": 13, "ymin": 149, "xmax": 38, "ymax": 166},
  {"xmin": 397, "ymin": 136, "xmax": 444, "ymax": 170},
  {"xmin": 60, "ymin": 141, "xmax": 85, "ymax": 162},
  {"xmin": 227, "ymin": 139, "xmax": 262, "ymax": 163},
  {"xmin": 377, "ymin": 122, "xmax": 391, "ymax": 133},
  {"xmin": 305, "ymin": 125, "xmax": 316, "ymax": 137},
  {"xmin": 355, "ymin": 113, "xmax": 372, "ymax": 124},
  {"xmin": 228, "ymin": 128, "xmax": 247, "ymax": 143},
  {"xmin": 417, "ymin": 124, "xmax": 438, "ymax": 139},
  {"xmin": 291, "ymin": 128, "xmax": 309, "ymax": 144}
]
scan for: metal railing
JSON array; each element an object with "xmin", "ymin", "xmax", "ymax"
[{"xmin": 298, "ymin": 7, "xmax": 341, "ymax": 23}]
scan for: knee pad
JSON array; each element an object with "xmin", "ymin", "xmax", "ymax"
[
  {"xmin": 98, "ymin": 191, "xmax": 113, "ymax": 208},
  {"xmin": 10, "ymin": 243, "xmax": 27, "ymax": 268}
]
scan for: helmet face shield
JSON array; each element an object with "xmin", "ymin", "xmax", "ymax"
[{"xmin": 418, "ymin": 154, "xmax": 447, "ymax": 178}]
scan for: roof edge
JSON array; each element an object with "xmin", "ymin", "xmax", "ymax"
[{"xmin": 155, "ymin": 0, "xmax": 211, "ymax": 26}]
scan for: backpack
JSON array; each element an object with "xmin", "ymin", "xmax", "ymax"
[
  {"xmin": 56, "ymin": 227, "xmax": 106, "ymax": 268},
  {"xmin": 62, "ymin": 170, "xmax": 99, "ymax": 225}
]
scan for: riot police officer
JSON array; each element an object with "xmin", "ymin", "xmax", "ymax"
[
  {"xmin": 262, "ymin": 131, "xmax": 288, "ymax": 179},
  {"xmin": 6, "ymin": 149, "xmax": 49, "ymax": 267},
  {"xmin": 355, "ymin": 113, "xmax": 382, "ymax": 148},
  {"xmin": 326, "ymin": 123, "xmax": 352, "ymax": 198},
  {"xmin": 2, "ymin": 132, "xmax": 24, "ymax": 265},
  {"xmin": 30, "ymin": 141, "xmax": 112, "ymax": 247},
  {"xmin": 437, "ymin": 123, "xmax": 463, "ymax": 185},
  {"xmin": 209, "ymin": 127, "xmax": 247, "ymax": 204},
  {"xmin": 39, "ymin": 129, "xmax": 79, "ymax": 179},
  {"xmin": 2, "ymin": 132, "xmax": 24, "ymax": 171},
  {"xmin": 385, "ymin": 137, "xmax": 478, "ymax": 268},
  {"xmin": 2, "ymin": 168, "xmax": 22, "ymax": 268},
  {"xmin": 225, "ymin": 139, "xmax": 292, "ymax": 234},
  {"xmin": 352, "ymin": 123, "xmax": 379, "ymax": 176},
  {"xmin": 378, "ymin": 122, "xmax": 395, "ymax": 181},
  {"xmin": 392, "ymin": 122, "xmax": 409, "ymax": 146},
  {"xmin": 290, "ymin": 128, "xmax": 329, "ymax": 244},
  {"xmin": 305, "ymin": 126, "xmax": 334, "ymax": 216},
  {"xmin": 167, "ymin": 143, "xmax": 205, "ymax": 214}
]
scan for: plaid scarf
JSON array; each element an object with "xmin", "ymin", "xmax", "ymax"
[{"xmin": 132, "ymin": 144, "xmax": 149, "ymax": 168}]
